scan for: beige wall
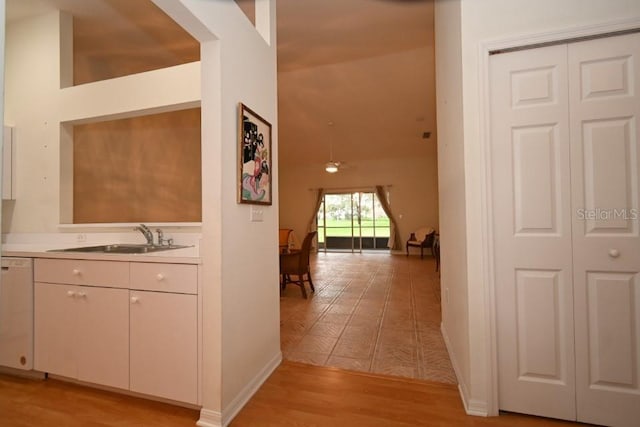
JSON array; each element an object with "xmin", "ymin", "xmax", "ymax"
[
  {"xmin": 0, "ymin": 1, "xmax": 4, "ymax": 221},
  {"xmin": 434, "ymin": 0, "xmax": 470, "ymax": 410},
  {"xmin": 279, "ymin": 155, "xmax": 438, "ymax": 250},
  {"xmin": 3, "ymin": 11, "xmax": 200, "ymax": 232},
  {"xmin": 437, "ymin": 0, "xmax": 640, "ymax": 415}
]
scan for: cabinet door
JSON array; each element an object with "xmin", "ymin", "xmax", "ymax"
[
  {"xmin": 76, "ymin": 286, "xmax": 129, "ymax": 389},
  {"xmin": 130, "ymin": 291, "xmax": 198, "ymax": 404},
  {"xmin": 34, "ymin": 282, "xmax": 78, "ymax": 378}
]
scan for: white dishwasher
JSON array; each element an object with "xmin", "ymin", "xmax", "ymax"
[{"xmin": 0, "ymin": 257, "xmax": 34, "ymax": 370}]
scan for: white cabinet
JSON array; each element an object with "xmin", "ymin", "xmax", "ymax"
[
  {"xmin": 33, "ymin": 258, "xmax": 199, "ymax": 405},
  {"xmin": 129, "ymin": 262, "xmax": 198, "ymax": 404},
  {"xmin": 2, "ymin": 126, "xmax": 15, "ymax": 200},
  {"xmin": 34, "ymin": 283, "xmax": 76, "ymax": 379},
  {"xmin": 76, "ymin": 285, "xmax": 129, "ymax": 388},
  {"xmin": 34, "ymin": 282, "xmax": 129, "ymax": 389},
  {"xmin": 34, "ymin": 258, "xmax": 130, "ymax": 390},
  {"xmin": 130, "ymin": 290, "xmax": 198, "ymax": 404}
]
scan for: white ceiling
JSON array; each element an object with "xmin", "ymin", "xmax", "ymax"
[{"xmin": 6, "ymin": 0, "xmax": 436, "ymax": 168}]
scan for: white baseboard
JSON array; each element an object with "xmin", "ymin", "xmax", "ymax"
[
  {"xmin": 440, "ymin": 323, "xmax": 488, "ymax": 417},
  {"xmin": 465, "ymin": 397, "xmax": 489, "ymax": 417},
  {"xmin": 197, "ymin": 409, "xmax": 222, "ymax": 427},
  {"xmin": 222, "ymin": 351, "xmax": 282, "ymax": 426},
  {"xmin": 196, "ymin": 351, "xmax": 282, "ymax": 427}
]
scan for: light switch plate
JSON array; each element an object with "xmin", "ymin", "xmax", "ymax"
[{"xmin": 250, "ymin": 207, "xmax": 264, "ymax": 222}]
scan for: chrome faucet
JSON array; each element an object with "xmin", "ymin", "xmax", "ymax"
[
  {"xmin": 135, "ymin": 224, "xmax": 154, "ymax": 245},
  {"xmin": 156, "ymin": 228, "xmax": 165, "ymax": 246},
  {"xmin": 156, "ymin": 228, "xmax": 174, "ymax": 247}
]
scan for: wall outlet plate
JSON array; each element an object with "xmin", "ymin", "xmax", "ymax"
[{"xmin": 250, "ymin": 207, "xmax": 264, "ymax": 222}]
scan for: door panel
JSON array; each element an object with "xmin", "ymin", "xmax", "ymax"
[
  {"xmin": 570, "ymin": 32, "xmax": 640, "ymax": 427},
  {"xmin": 586, "ymin": 273, "xmax": 639, "ymax": 389},
  {"xmin": 515, "ymin": 269, "xmax": 566, "ymax": 382},
  {"xmin": 580, "ymin": 55, "xmax": 633, "ymax": 100},
  {"xmin": 581, "ymin": 118, "xmax": 637, "ymax": 234},
  {"xmin": 492, "ymin": 44, "xmax": 576, "ymax": 421},
  {"xmin": 513, "ymin": 125, "xmax": 560, "ymax": 233}
]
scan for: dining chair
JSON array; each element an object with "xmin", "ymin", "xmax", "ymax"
[
  {"xmin": 279, "ymin": 231, "xmax": 316, "ymax": 298},
  {"xmin": 278, "ymin": 228, "xmax": 293, "ymax": 253}
]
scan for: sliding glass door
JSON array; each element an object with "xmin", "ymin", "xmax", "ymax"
[{"xmin": 316, "ymin": 192, "xmax": 390, "ymax": 253}]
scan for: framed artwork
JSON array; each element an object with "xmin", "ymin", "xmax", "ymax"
[{"xmin": 238, "ymin": 103, "xmax": 272, "ymax": 205}]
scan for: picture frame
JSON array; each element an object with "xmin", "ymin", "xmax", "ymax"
[{"xmin": 238, "ymin": 103, "xmax": 272, "ymax": 205}]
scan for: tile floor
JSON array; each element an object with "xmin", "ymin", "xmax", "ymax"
[{"xmin": 280, "ymin": 251, "xmax": 457, "ymax": 384}]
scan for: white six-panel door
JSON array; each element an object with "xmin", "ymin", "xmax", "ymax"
[
  {"xmin": 491, "ymin": 44, "xmax": 576, "ymax": 421},
  {"xmin": 569, "ymin": 33, "xmax": 640, "ymax": 427},
  {"xmin": 492, "ymin": 32, "xmax": 640, "ymax": 426}
]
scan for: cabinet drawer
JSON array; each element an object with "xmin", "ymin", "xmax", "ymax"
[
  {"xmin": 34, "ymin": 259, "xmax": 129, "ymax": 288},
  {"xmin": 130, "ymin": 263, "xmax": 197, "ymax": 294}
]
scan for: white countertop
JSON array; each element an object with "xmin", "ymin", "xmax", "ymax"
[{"xmin": 2, "ymin": 243, "xmax": 201, "ymax": 265}]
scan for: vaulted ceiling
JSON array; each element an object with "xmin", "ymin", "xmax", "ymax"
[
  {"xmin": 6, "ymin": 0, "xmax": 436, "ymax": 168},
  {"xmin": 277, "ymin": 0, "xmax": 435, "ymax": 167}
]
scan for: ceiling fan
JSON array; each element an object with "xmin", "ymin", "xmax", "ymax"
[
  {"xmin": 327, "ymin": 161, "xmax": 351, "ymax": 174},
  {"xmin": 325, "ymin": 160, "xmax": 340, "ymax": 173}
]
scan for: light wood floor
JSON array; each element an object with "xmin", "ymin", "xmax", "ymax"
[
  {"xmin": 232, "ymin": 361, "xmax": 587, "ymax": 426},
  {"xmin": 1, "ymin": 363, "xmax": 585, "ymax": 426},
  {"xmin": 0, "ymin": 373, "xmax": 199, "ymax": 426}
]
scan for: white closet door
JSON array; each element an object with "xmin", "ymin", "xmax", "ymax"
[
  {"xmin": 569, "ymin": 32, "xmax": 640, "ymax": 427},
  {"xmin": 491, "ymin": 44, "xmax": 576, "ymax": 420}
]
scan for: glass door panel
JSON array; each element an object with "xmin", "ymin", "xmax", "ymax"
[{"xmin": 317, "ymin": 191, "xmax": 389, "ymax": 253}]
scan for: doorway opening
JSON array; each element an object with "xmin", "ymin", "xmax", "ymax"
[{"xmin": 316, "ymin": 192, "xmax": 390, "ymax": 253}]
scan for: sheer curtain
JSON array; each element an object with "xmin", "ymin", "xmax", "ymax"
[
  {"xmin": 375, "ymin": 185, "xmax": 401, "ymax": 250},
  {"xmin": 306, "ymin": 188, "xmax": 325, "ymax": 249}
]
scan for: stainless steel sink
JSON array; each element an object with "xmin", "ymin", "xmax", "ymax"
[{"xmin": 48, "ymin": 243, "xmax": 191, "ymax": 254}]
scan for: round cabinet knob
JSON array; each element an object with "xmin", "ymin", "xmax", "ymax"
[
  {"xmin": 67, "ymin": 290, "xmax": 76, "ymax": 297},
  {"xmin": 72, "ymin": 269, "xmax": 81, "ymax": 276},
  {"xmin": 156, "ymin": 273, "xmax": 165, "ymax": 281},
  {"xmin": 609, "ymin": 249, "xmax": 620, "ymax": 258},
  {"xmin": 131, "ymin": 296, "xmax": 139, "ymax": 304},
  {"xmin": 78, "ymin": 292, "xmax": 87, "ymax": 298}
]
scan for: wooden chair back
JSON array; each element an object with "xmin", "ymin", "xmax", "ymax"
[
  {"xmin": 279, "ymin": 228, "xmax": 293, "ymax": 252},
  {"xmin": 296, "ymin": 231, "xmax": 317, "ymax": 271}
]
